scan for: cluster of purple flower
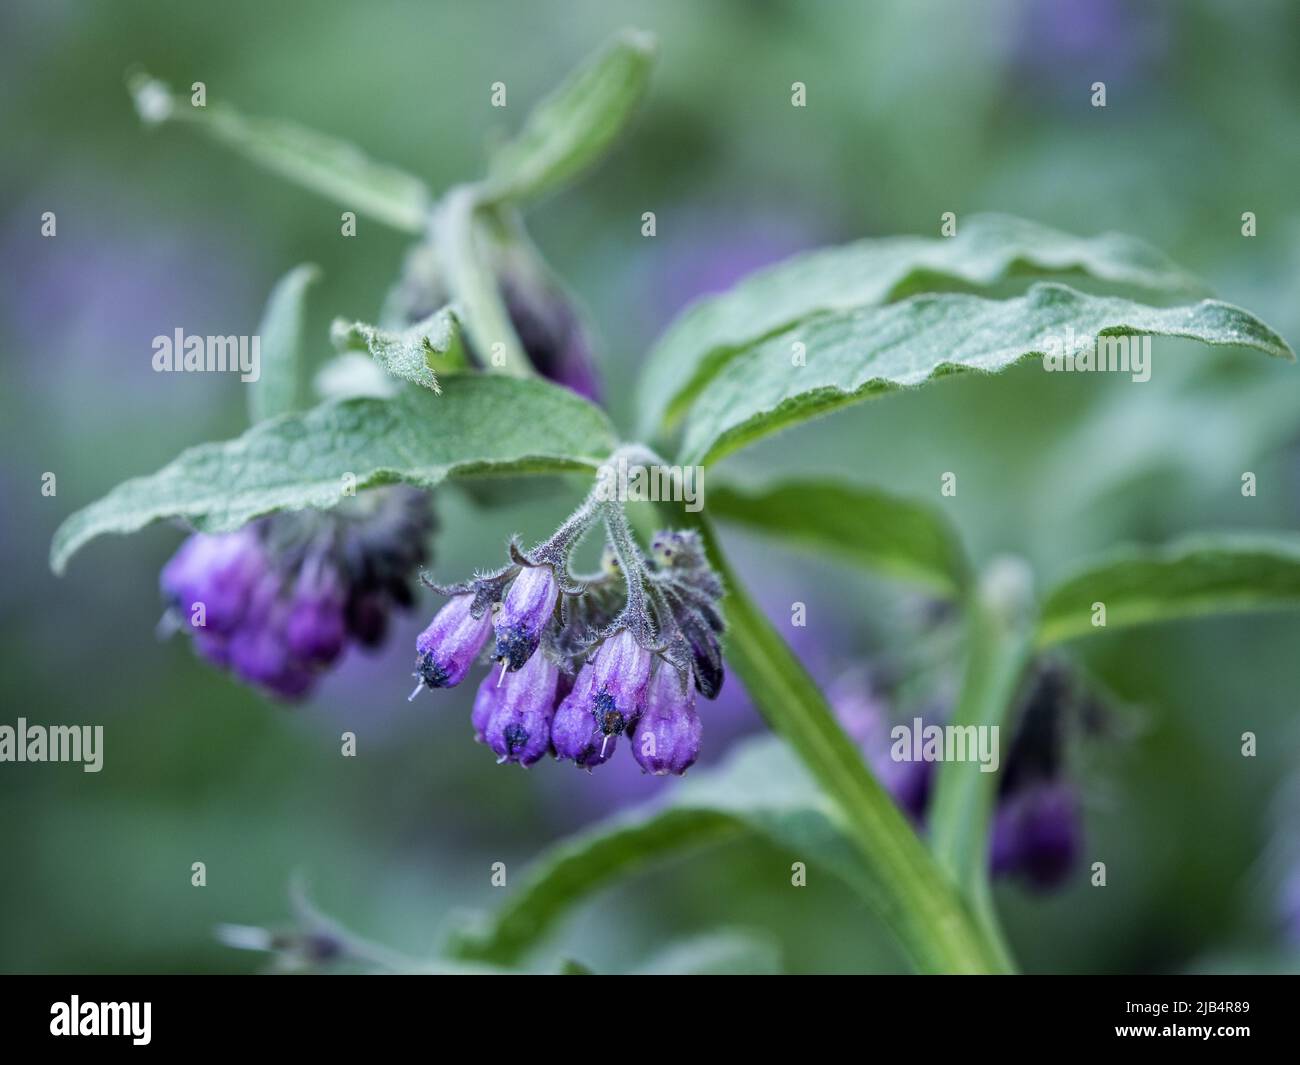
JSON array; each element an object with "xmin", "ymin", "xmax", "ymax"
[
  {"xmin": 413, "ymin": 530, "xmax": 723, "ymax": 775},
  {"xmin": 834, "ymin": 662, "xmax": 1090, "ymax": 891},
  {"xmin": 160, "ymin": 487, "xmax": 433, "ymax": 700}
]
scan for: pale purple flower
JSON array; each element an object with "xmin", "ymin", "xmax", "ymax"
[
  {"xmin": 483, "ymin": 649, "xmax": 560, "ymax": 767},
  {"xmin": 415, "ymin": 594, "xmax": 492, "ymax": 690},
  {"xmin": 493, "ymin": 565, "xmax": 559, "ymax": 671},
  {"xmin": 632, "ymin": 665, "xmax": 702, "ymax": 776}
]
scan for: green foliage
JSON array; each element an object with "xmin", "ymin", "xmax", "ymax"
[
  {"xmin": 1037, "ymin": 534, "xmax": 1300, "ymax": 646},
  {"xmin": 330, "ymin": 306, "xmax": 467, "ymax": 393},
  {"xmin": 249, "ymin": 264, "xmax": 320, "ymax": 423},
  {"xmin": 637, "ymin": 213, "xmax": 1210, "ymax": 439},
  {"xmin": 50, "ymin": 376, "xmax": 615, "ymax": 574},
  {"xmin": 128, "ymin": 71, "xmax": 431, "ymax": 232},
  {"xmin": 482, "ymin": 28, "xmax": 657, "ymax": 205},
  {"xmin": 709, "ymin": 479, "xmax": 970, "ymax": 597},
  {"xmin": 674, "ymin": 283, "xmax": 1293, "ymax": 466}
]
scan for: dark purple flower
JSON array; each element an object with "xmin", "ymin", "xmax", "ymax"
[
  {"xmin": 679, "ymin": 610, "xmax": 724, "ymax": 700},
  {"xmin": 989, "ymin": 780, "xmax": 1081, "ymax": 890},
  {"xmin": 483, "ymin": 649, "xmax": 560, "ymax": 767},
  {"xmin": 414, "ymin": 594, "xmax": 492, "ymax": 692},
  {"xmin": 493, "ymin": 565, "xmax": 559, "ymax": 671},
  {"xmin": 632, "ymin": 665, "xmax": 702, "ymax": 775}
]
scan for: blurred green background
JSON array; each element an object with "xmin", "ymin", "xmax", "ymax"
[{"xmin": 2, "ymin": 0, "xmax": 1298, "ymax": 974}]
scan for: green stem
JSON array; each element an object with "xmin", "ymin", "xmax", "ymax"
[
  {"xmin": 436, "ymin": 185, "xmax": 533, "ymax": 378},
  {"xmin": 679, "ymin": 510, "xmax": 1010, "ymax": 973},
  {"xmin": 928, "ymin": 558, "xmax": 1035, "ymax": 967}
]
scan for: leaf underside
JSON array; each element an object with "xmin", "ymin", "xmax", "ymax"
[
  {"xmin": 129, "ymin": 72, "xmax": 430, "ymax": 232},
  {"xmin": 676, "ymin": 282, "xmax": 1293, "ymax": 466},
  {"xmin": 50, "ymin": 376, "xmax": 616, "ymax": 574},
  {"xmin": 638, "ymin": 213, "xmax": 1210, "ymax": 439}
]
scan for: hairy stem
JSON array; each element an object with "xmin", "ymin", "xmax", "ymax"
[
  {"xmin": 676, "ymin": 509, "xmax": 1011, "ymax": 973},
  {"xmin": 928, "ymin": 558, "xmax": 1034, "ymax": 967}
]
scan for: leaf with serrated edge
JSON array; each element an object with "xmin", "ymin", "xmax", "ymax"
[
  {"xmin": 710, "ymin": 480, "xmax": 969, "ymax": 598},
  {"xmin": 637, "ymin": 214, "xmax": 1209, "ymax": 438},
  {"xmin": 128, "ymin": 71, "xmax": 430, "ymax": 233},
  {"xmin": 678, "ymin": 282, "xmax": 1294, "ymax": 467},
  {"xmin": 1036, "ymin": 534, "xmax": 1300, "ymax": 646},
  {"xmin": 330, "ymin": 307, "xmax": 467, "ymax": 393},
  {"xmin": 249, "ymin": 264, "xmax": 319, "ymax": 423},
  {"xmin": 481, "ymin": 28, "xmax": 656, "ymax": 204},
  {"xmin": 50, "ymin": 376, "xmax": 615, "ymax": 574}
]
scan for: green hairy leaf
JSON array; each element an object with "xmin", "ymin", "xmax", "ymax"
[
  {"xmin": 637, "ymin": 213, "xmax": 1209, "ymax": 439},
  {"xmin": 709, "ymin": 480, "xmax": 970, "ymax": 598},
  {"xmin": 330, "ymin": 306, "xmax": 468, "ymax": 393},
  {"xmin": 50, "ymin": 376, "xmax": 616, "ymax": 574},
  {"xmin": 677, "ymin": 282, "xmax": 1294, "ymax": 466},
  {"xmin": 451, "ymin": 736, "xmax": 876, "ymax": 967},
  {"xmin": 481, "ymin": 28, "xmax": 657, "ymax": 204},
  {"xmin": 128, "ymin": 71, "xmax": 430, "ymax": 233},
  {"xmin": 249, "ymin": 264, "xmax": 320, "ymax": 423},
  {"xmin": 1036, "ymin": 534, "xmax": 1300, "ymax": 646}
]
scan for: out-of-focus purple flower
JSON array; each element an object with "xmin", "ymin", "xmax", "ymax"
[
  {"xmin": 415, "ymin": 594, "xmax": 492, "ymax": 690},
  {"xmin": 989, "ymin": 780, "xmax": 1081, "ymax": 890},
  {"xmin": 285, "ymin": 558, "xmax": 347, "ymax": 666},
  {"xmin": 827, "ymin": 670, "xmax": 936, "ymax": 825},
  {"xmin": 384, "ymin": 240, "xmax": 601, "ymax": 401},
  {"xmin": 1280, "ymin": 866, "xmax": 1300, "ymax": 947},
  {"xmin": 632, "ymin": 665, "xmax": 702, "ymax": 776},
  {"xmin": 159, "ymin": 487, "xmax": 433, "ymax": 702},
  {"xmin": 160, "ymin": 529, "xmax": 268, "ymax": 635},
  {"xmin": 499, "ymin": 270, "xmax": 600, "ymax": 402},
  {"xmin": 493, "ymin": 565, "xmax": 559, "ymax": 671},
  {"xmin": 483, "ymin": 649, "xmax": 560, "ymax": 767}
]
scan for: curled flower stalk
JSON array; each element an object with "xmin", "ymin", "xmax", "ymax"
[{"xmin": 411, "ymin": 447, "xmax": 723, "ymax": 775}]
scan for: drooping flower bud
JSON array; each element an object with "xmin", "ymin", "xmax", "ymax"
[
  {"xmin": 285, "ymin": 557, "xmax": 347, "ymax": 666},
  {"xmin": 160, "ymin": 528, "xmax": 268, "ymax": 635},
  {"xmin": 552, "ymin": 664, "xmax": 616, "ymax": 769},
  {"xmin": 590, "ymin": 629, "xmax": 653, "ymax": 740},
  {"xmin": 678, "ymin": 610, "xmax": 724, "ymax": 700},
  {"xmin": 483, "ymin": 649, "xmax": 560, "ymax": 767},
  {"xmin": 990, "ymin": 780, "xmax": 1081, "ymax": 889},
  {"xmin": 494, "ymin": 565, "xmax": 559, "ymax": 671},
  {"xmin": 415, "ymin": 594, "xmax": 492, "ymax": 691},
  {"xmin": 632, "ymin": 665, "xmax": 702, "ymax": 775},
  {"xmin": 227, "ymin": 579, "xmax": 314, "ymax": 701}
]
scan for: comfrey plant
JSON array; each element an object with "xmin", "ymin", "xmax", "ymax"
[
  {"xmin": 411, "ymin": 484, "xmax": 723, "ymax": 774},
  {"xmin": 53, "ymin": 31, "xmax": 1300, "ymax": 974}
]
